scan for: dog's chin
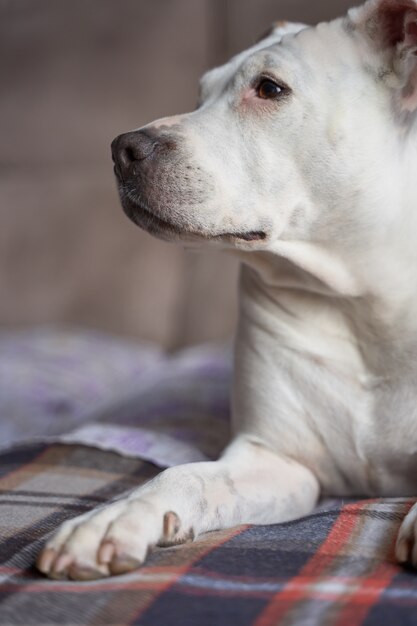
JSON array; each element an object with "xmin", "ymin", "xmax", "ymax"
[
  {"xmin": 120, "ymin": 198, "xmax": 268, "ymax": 247},
  {"xmin": 121, "ymin": 198, "xmax": 183, "ymax": 242}
]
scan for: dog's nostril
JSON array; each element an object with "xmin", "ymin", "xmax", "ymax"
[
  {"xmin": 125, "ymin": 147, "xmax": 135, "ymax": 162},
  {"xmin": 112, "ymin": 130, "xmax": 161, "ymax": 178},
  {"xmin": 119, "ymin": 147, "xmax": 135, "ymax": 169}
]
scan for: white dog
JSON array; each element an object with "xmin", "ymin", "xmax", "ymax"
[{"xmin": 38, "ymin": 0, "xmax": 417, "ymax": 580}]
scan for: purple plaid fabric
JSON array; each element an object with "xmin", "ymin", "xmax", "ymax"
[
  {"xmin": 0, "ymin": 443, "xmax": 416, "ymax": 626},
  {"xmin": 0, "ymin": 329, "xmax": 231, "ymax": 466},
  {"xmin": 1, "ymin": 329, "xmax": 417, "ymax": 624},
  {"xmin": 0, "ymin": 329, "xmax": 163, "ymax": 449}
]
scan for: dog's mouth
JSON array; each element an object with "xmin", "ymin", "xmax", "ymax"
[{"xmin": 121, "ymin": 198, "xmax": 267, "ymax": 244}]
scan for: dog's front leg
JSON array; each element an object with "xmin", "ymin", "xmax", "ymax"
[
  {"xmin": 395, "ymin": 503, "xmax": 417, "ymax": 566},
  {"xmin": 37, "ymin": 436, "xmax": 319, "ymax": 580}
]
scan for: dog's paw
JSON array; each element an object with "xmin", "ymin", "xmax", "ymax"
[
  {"xmin": 36, "ymin": 496, "xmax": 188, "ymax": 580},
  {"xmin": 395, "ymin": 503, "xmax": 417, "ymax": 566}
]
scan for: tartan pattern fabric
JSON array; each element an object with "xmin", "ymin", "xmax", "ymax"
[
  {"xmin": 0, "ymin": 329, "xmax": 231, "ymax": 467},
  {"xmin": 0, "ymin": 329, "xmax": 163, "ymax": 449},
  {"xmin": 0, "ymin": 443, "xmax": 416, "ymax": 625}
]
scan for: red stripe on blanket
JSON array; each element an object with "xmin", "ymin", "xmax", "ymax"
[
  {"xmin": 333, "ymin": 562, "xmax": 398, "ymax": 626},
  {"xmin": 115, "ymin": 524, "xmax": 250, "ymax": 623},
  {"xmin": 333, "ymin": 499, "xmax": 415, "ymax": 626},
  {"xmin": 254, "ymin": 501, "xmax": 367, "ymax": 626}
]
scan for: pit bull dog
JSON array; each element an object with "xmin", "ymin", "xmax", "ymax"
[{"xmin": 37, "ymin": 0, "xmax": 417, "ymax": 580}]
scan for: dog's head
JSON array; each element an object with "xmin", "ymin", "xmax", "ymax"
[{"xmin": 112, "ymin": 0, "xmax": 417, "ymax": 286}]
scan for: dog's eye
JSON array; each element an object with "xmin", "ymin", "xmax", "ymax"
[{"xmin": 256, "ymin": 78, "xmax": 284, "ymax": 100}]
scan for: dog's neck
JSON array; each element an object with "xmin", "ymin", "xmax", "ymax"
[
  {"xmin": 236, "ymin": 153, "xmax": 417, "ymax": 378},
  {"xmin": 249, "ymin": 131, "xmax": 417, "ymax": 303}
]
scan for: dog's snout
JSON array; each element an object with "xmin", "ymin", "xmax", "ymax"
[{"xmin": 111, "ymin": 130, "xmax": 159, "ymax": 178}]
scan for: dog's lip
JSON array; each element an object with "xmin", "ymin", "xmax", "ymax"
[
  {"xmin": 218, "ymin": 230, "xmax": 267, "ymax": 242},
  {"xmin": 124, "ymin": 199, "xmax": 181, "ymax": 235},
  {"xmin": 121, "ymin": 198, "xmax": 267, "ymax": 243}
]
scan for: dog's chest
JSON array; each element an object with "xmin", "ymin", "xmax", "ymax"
[
  {"xmin": 357, "ymin": 381, "xmax": 417, "ymax": 495},
  {"xmin": 310, "ymin": 372, "xmax": 417, "ymax": 497},
  {"xmin": 236, "ymin": 267, "xmax": 417, "ymax": 497}
]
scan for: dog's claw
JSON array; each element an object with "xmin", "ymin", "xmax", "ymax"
[
  {"xmin": 109, "ymin": 555, "xmax": 143, "ymax": 576},
  {"xmin": 98, "ymin": 541, "xmax": 115, "ymax": 565},
  {"xmin": 36, "ymin": 547, "xmax": 57, "ymax": 574},
  {"xmin": 163, "ymin": 511, "xmax": 181, "ymax": 541},
  {"xmin": 51, "ymin": 552, "xmax": 73, "ymax": 577},
  {"xmin": 395, "ymin": 537, "xmax": 409, "ymax": 563}
]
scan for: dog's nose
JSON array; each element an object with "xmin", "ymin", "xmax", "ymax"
[{"xmin": 111, "ymin": 130, "xmax": 159, "ymax": 178}]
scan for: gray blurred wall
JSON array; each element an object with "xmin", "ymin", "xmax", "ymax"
[{"xmin": 0, "ymin": 0, "xmax": 354, "ymax": 348}]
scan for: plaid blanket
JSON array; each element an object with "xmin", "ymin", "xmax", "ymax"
[
  {"xmin": 0, "ymin": 442, "xmax": 416, "ymax": 626},
  {"xmin": 0, "ymin": 330, "xmax": 231, "ymax": 467},
  {"xmin": 0, "ymin": 329, "xmax": 163, "ymax": 449}
]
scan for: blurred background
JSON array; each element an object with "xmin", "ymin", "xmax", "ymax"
[{"xmin": 0, "ymin": 0, "xmax": 354, "ymax": 350}]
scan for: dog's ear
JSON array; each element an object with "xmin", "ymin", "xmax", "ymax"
[
  {"xmin": 349, "ymin": 0, "xmax": 417, "ymax": 112},
  {"xmin": 256, "ymin": 21, "xmax": 307, "ymax": 44},
  {"xmin": 256, "ymin": 21, "xmax": 289, "ymax": 42}
]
